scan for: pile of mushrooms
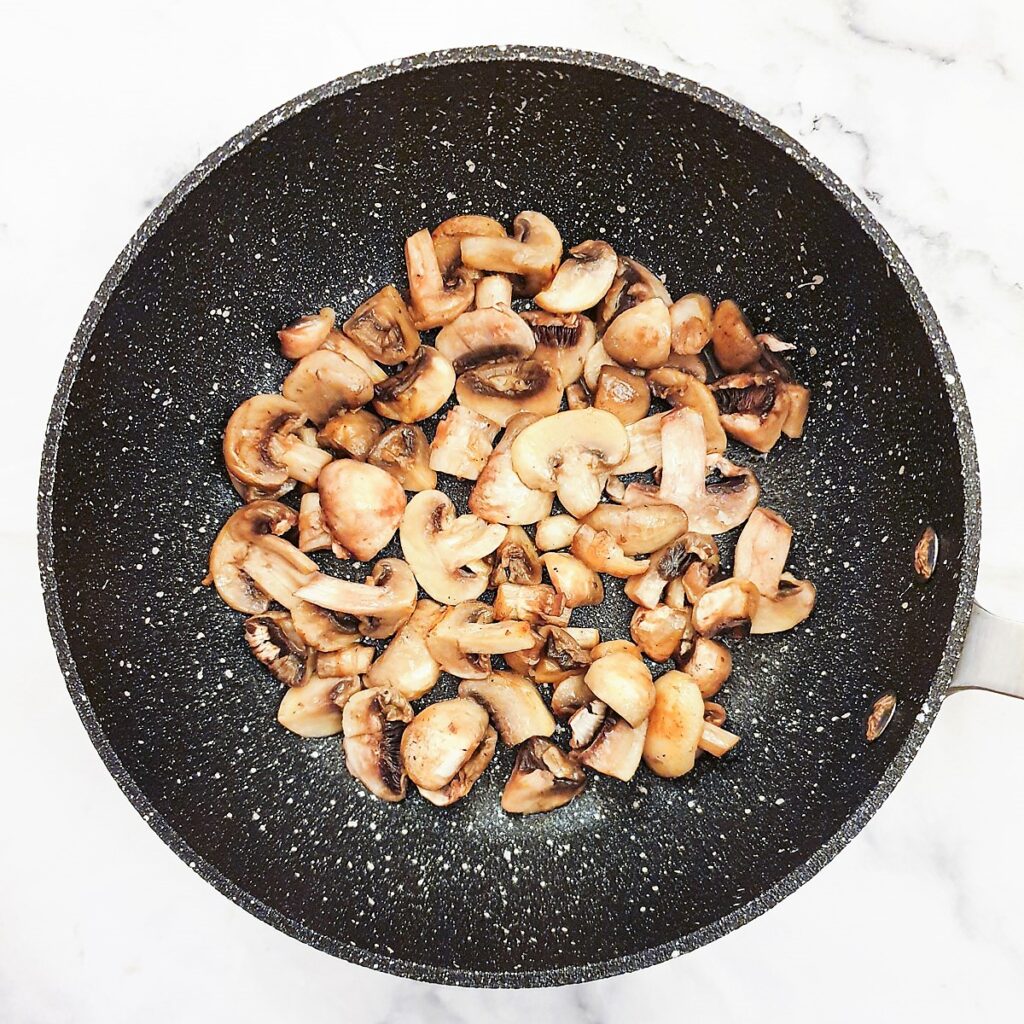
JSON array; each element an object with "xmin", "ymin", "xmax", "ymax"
[{"xmin": 206, "ymin": 211, "xmax": 815, "ymax": 814}]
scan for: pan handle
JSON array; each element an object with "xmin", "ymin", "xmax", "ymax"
[{"xmin": 949, "ymin": 603, "xmax": 1024, "ymax": 698}]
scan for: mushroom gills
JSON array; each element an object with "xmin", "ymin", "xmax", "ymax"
[{"xmin": 501, "ymin": 738, "xmax": 587, "ymax": 814}]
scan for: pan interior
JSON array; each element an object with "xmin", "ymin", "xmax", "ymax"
[{"xmin": 44, "ymin": 56, "xmax": 970, "ymax": 980}]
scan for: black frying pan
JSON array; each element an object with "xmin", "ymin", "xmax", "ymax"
[{"xmin": 39, "ymin": 48, "xmax": 987, "ymax": 986}]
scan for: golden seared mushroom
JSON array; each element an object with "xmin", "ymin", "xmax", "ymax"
[
  {"xmin": 591, "ymin": 639, "xmax": 642, "ymax": 660},
  {"xmin": 461, "ymin": 211, "xmax": 563, "ymax": 296},
  {"xmin": 646, "ymin": 368, "xmax": 726, "ymax": 454},
  {"xmin": 366, "ymin": 599, "xmax": 445, "ymax": 700},
  {"xmin": 566, "ymin": 382, "xmax": 591, "ymax": 410},
  {"xmin": 428, "ymin": 601, "xmax": 535, "ymax": 679},
  {"xmin": 342, "ymin": 284, "xmax": 421, "ymax": 365},
  {"xmin": 584, "ymin": 502, "xmax": 688, "ymax": 556},
  {"xmin": 692, "ymin": 578, "xmax": 761, "ymax": 639},
  {"xmin": 243, "ymin": 611, "xmax": 313, "ymax": 687},
  {"xmin": 469, "ymin": 413, "xmax": 555, "ymax": 526},
  {"xmin": 625, "ymin": 532, "xmax": 720, "ymax": 609},
  {"xmin": 711, "ymin": 299, "xmax": 761, "ymax": 371},
  {"xmin": 551, "ymin": 674, "xmax": 595, "ymax": 719},
  {"xmin": 372, "ymin": 347, "xmax": 456, "ymax": 423},
  {"xmin": 435, "ymin": 304, "xmax": 536, "ymax": 371},
  {"xmin": 510, "ymin": 409, "xmax": 629, "ymax": 518},
  {"xmin": 489, "ymin": 526, "xmax": 543, "ymax": 587},
  {"xmin": 668, "ymin": 293, "xmax": 712, "ymax": 355},
  {"xmin": 571, "ymin": 524, "xmax": 650, "ymax": 578},
  {"xmin": 278, "ymin": 307, "xmax": 336, "ymax": 360},
  {"xmin": 592, "ymin": 365, "xmax": 651, "ymax": 425},
  {"xmin": 535, "ymin": 514, "xmax": 581, "ymax": 552},
  {"xmin": 679, "ymin": 636, "xmax": 732, "ymax": 698},
  {"xmin": 317, "ymin": 459, "xmax": 406, "ymax": 560},
  {"xmin": 419, "ymin": 727, "xmax": 498, "ymax": 808},
  {"xmin": 501, "ymin": 737, "xmax": 588, "ymax": 814},
  {"xmin": 642, "ymin": 670, "xmax": 705, "ymax": 778},
  {"xmin": 700, "ymin": 715, "xmax": 740, "ymax": 758},
  {"xmin": 460, "ymin": 671, "xmax": 556, "ymax": 745},
  {"xmin": 277, "ymin": 673, "xmax": 352, "ymax": 738},
  {"xmin": 405, "ymin": 227, "xmax": 474, "ymax": 329},
  {"xmin": 455, "ymin": 357, "xmax": 563, "ymax": 426},
  {"xmin": 296, "ymin": 558, "xmax": 418, "ymax": 640},
  {"xmin": 602, "ymin": 297, "xmax": 672, "ymax": 370},
  {"xmin": 401, "ymin": 698, "xmax": 491, "ymax": 792},
  {"xmin": 322, "ymin": 330, "xmax": 389, "ymax": 384},
  {"xmin": 291, "ymin": 600, "xmax": 361, "ymax": 653},
  {"xmin": 317, "ymin": 644, "xmax": 375, "ymax": 678},
  {"xmin": 575, "ymin": 711, "xmax": 648, "ymax": 782},
  {"xmin": 429, "ymin": 407, "xmax": 500, "ymax": 480},
  {"xmin": 367, "ymin": 424, "xmax": 437, "ymax": 492},
  {"xmin": 342, "ymin": 686, "xmax": 414, "ymax": 801},
  {"xmin": 493, "ymin": 583, "xmax": 569, "ymax": 627},
  {"xmin": 710, "ymin": 372, "xmax": 790, "ymax": 452},
  {"xmin": 751, "ymin": 575, "xmax": 816, "ymax": 634},
  {"xmin": 282, "ymin": 350, "xmax": 375, "ymax": 425},
  {"xmin": 782, "ymin": 381, "xmax": 810, "ymax": 439},
  {"xmin": 616, "ymin": 413, "xmax": 665, "ymax": 474},
  {"xmin": 630, "ymin": 604, "xmax": 692, "ymax": 662},
  {"xmin": 541, "ymin": 552, "xmax": 604, "ymax": 608},
  {"xmin": 317, "ymin": 408, "xmax": 384, "ymax": 460},
  {"xmin": 596, "ymin": 256, "xmax": 672, "ymax": 332},
  {"xmin": 534, "ymin": 239, "xmax": 618, "ymax": 313},
  {"xmin": 658, "ymin": 408, "xmax": 760, "ymax": 534},
  {"xmin": 528, "ymin": 626, "xmax": 593, "ymax": 684},
  {"xmin": 400, "ymin": 489, "xmax": 507, "ymax": 604},
  {"xmin": 475, "ymin": 274, "xmax": 514, "ymax": 309},
  {"xmin": 521, "ymin": 310, "xmax": 598, "ymax": 387},
  {"xmin": 432, "ymin": 214, "xmax": 508, "ymax": 283},
  {"xmin": 665, "ymin": 349, "xmax": 710, "ymax": 381},
  {"xmin": 297, "ymin": 493, "xmax": 333, "ymax": 554},
  {"xmin": 581, "ymin": 339, "xmax": 618, "ymax": 392},
  {"xmin": 584, "ymin": 651, "xmax": 656, "ymax": 727},
  {"xmin": 239, "ymin": 535, "xmax": 318, "ymax": 611}
]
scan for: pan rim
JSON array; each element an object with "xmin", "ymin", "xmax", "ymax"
[{"xmin": 36, "ymin": 44, "xmax": 981, "ymax": 987}]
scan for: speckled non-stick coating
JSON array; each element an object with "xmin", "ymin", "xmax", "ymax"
[{"xmin": 38, "ymin": 48, "xmax": 979, "ymax": 987}]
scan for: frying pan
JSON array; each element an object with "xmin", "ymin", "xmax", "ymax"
[{"xmin": 38, "ymin": 47, "xmax": 1024, "ymax": 987}]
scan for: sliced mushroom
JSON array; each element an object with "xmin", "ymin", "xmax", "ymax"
[
  {"xmin": 533, "ymin": 239, "xmax": 618, "ymax": 313},
  {"xmin": 459, "ymin": 671, "xmax": 556, "ymax": 745},
  {"xmin": 401, "ymin": 698, "xmax": 491, "ymax": 792},
  {"xmin": 630, "ymin": 604, "xmax": 691, "ymax": 662},
  {"xmin": 282, "ymin": 350, "xmax": 374, "ymax": 424},
  {"xmin": 591, "ymin": 639, "xmax": 643, "ymax": 660},
  {"xmin": 582, "ymin": 338, "xmax": 618, "ymax": 392},
  {"xmin": 541, "ymin": 552, "xmax": 604, "ymax": 607},
  {"xmin": 642, "ymin": 670, "xmax": 705, "ymax": 778},
  {"xmin": 469, "ymin": 412, "xmax": 555, "ymax": 526},
  {"xmin": 501, "ymin": 737, "xmax": 587, "ymax": 814},
  {"xmin": 366, "ymin": 423, "xmax": 436, "ymax": 492},
  {"xmin": 317, "ymin": 644, "xmax": 375, "ymax": 678},
  {"xmin": 278, "ymin": 307, "xmax": 336, "ymax": 360},
  {"xmin": 584, "ymin": 503, "xmax": 688, "ymax": 556},
  {"xmin": 419, "ymin": 727, "xmax": 497, "ymax": 807},
  {"xmin": 510, "ymin": 409, "xmax": 629, "ymax": 518},
  {"xmin": 658, "ymin": 408, "xmax": 760, "ymax": 534},
  {"xmin": 405, "ymin": 228, "xmax": 474, "ymax": 329},
  {"xmin": 277, "ymin": 672, "xmax": 350, "ymax": 738},
  {"xmin": 566, "ymin": 382, "xmax": 591, "ymax": 410},
  {"xmin": 342, "ymin": 284, "xmax": 421, "ymax": 365},
  {"xmin": 534, "ymin": 514, "xmax": 581, "ymax": 552},
  {"xmin": 317, "ymin": 458, "xmax": 406, "ymax": 560},
  {"xmin": 291, "ymin": 600, "xmax": 361, "ymax": 653},
  {"xmin": 243, "ymin": 611, "xmax": 313, "ymax": 687},
  {"xmin": 455, "ymin": 357, "xmax": 563, "ymax": 426},
  {"xmin": 733, "ymin": 507, "xmax": 793, "ymax": 597},
  {"xmin": 782, "ymin": 381, "xmax": 810, "ymax": 439},
  {"xmin": 710, "ymin": 372, "xmax": 790, "ymax": 452},
  {"xmin": 493, "ymin": 583, "xmax": 569, "ymax": 627},
  {"xmin": 711, "ymin": 299, "xmax": 761, "ymax": 371},
  {"xmin": 646, "ymin": 367, "xmax": 726, "ymax": 454},
  {"xmin": 668, "ymin": 293, "xmax": 712, "ymax": 355},
  {"xmin": 584, "ymin": 651, "xmax": 655, "ymax": 727},
  {"xmin": 460, "ymin": 211, "xmax": 562, "ymax": 296},
  {"xmin": 529, "ymin": 625, "xmax": 593, "ymax": 684},
  {"xmin": 428, "ymin": 406, "xmax": 500, "ymax": 480},
  {"xmin": 295, "ymin": 558, "xmax": 417, "ymax": 639},
  {"xmin": 550, "ymin": 674, "xmax": 594, "ymax": 719},
  {"xmin": 322, "ymin": 330, "xmax": 389, "ymax": 384},
  {"xmin": 570, "ymin": 524, "xmax": 649, "ymax": 578},
  {"xmin": 574, "ymin": 712, "xmax": 648, "ymax": 782},
  {"xmin": 595, "ymin": 256, "xmax": 672, "ymax": 332},
  {"xmin": 329, "ymin": 675, "xmax": 365, "ymax": 712},
  {"xmin": 372, "ymin": 346, "xmax": 456, "ymax": 423},
  {"xmin": 295, "ymin": 492, "xmax": 330, "ymax": 554},
  {"xmin": 475, "ymin": 274, "xmax": 514, "ymax": 309},
  {"xmin": 223, "ymin": 394, "xmax": 316, "ymax": 493},
  {"xmin": 568, "ymin": 698, "xmax": 608, "ymax": 749},
  {"xmin": 365, "ymin": 599, "xmax": 445, "ymax": 700},
  {"xmin": 400, "ymin": 489, "xmax": 507, "ymax": 605},
  {"xmin": 489, "ymin": 525, "xmax": 543, "ymax": 587},
  {"xmin": 317, "ymin": 408, "xmax": 384, "ymax": 460},
  {"xmin": 521, "ymin": 310, "xmax": 598, "ymax": 387},
  {"xmin": 664, "ymin": 349, "xmax": 709, "ymax": 381},
  {"xmin": 601, "ymin": 297, "xmax": 671, "ymax": 370},
  {"xmin": 592, "ymin": 365, "xmax": 651, "ymax": 424},
  {"xmin": 700, "ymin": 717, "xmax": 741, "ymax": 758},
  {"xmin": 432, "ymin": 214, "xmax": 508, "ymax": 282},
  {"xmin": 678, "ymin": 637, "xmax": 732, "ymax": 698},
  {"xmin": 692, "ymin": 578, "xmax": 760, "ymax": 638},
  {"xmin": 239, "ymin": 535, "xmax": 318, "ymax": 610},
  {"xmin": 425, "ymin": 601, "xmax": 494, "ymax": 679},
  {"xmin": 624, "ymin": 532, "xmax": 719, "ymax": 609},
  {"xmin": 435, "ymin": 305, "xmax": 536, "ymax": 371},
  {"xmin": 751, "ymin": 574, "xmax": 817, "ymax": 634},
  {"xmin": 342, "ymin": 686, "xmax": 414, "ymax": 801}
]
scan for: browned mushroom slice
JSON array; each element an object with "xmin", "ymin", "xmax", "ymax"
[
  {"xmin": 322, "ymin": 330, "xmax": 389, "ymax": 384},
  {"xmin": 550, "ymin": 673, "xmax": 595, "ymax": 719},
  {"xmin": 317, "ymin": 408, "xmax": 384, "ymax": 461},
  {"xmin": 405, "ymin": 228, "xmax": 474, "ymax": 329},
  {"xmin": 521, "ymin": 310, "xmax": 598, "ymax": 387},
  {"xmin": 372, "ymin": 347, "xmax": 456, "ymax": 423},
  {"xmin": 278, "ymin": 307, "xmax": 336, "ymax": 360},
  {"xmin": 664, "ymin": 349, "xmax": 709, "ymax": 381},
  {"xmin": 243, "ymin": 611, "xmax": 313, "ymax": 686},
  {"xmin": 501, "ymin": 737, "xmax": 587, "ymax": 814},
  {"xmin": 366, "ymin": 599, "xmax": 445, "ymax": 700},
  {"xmin": 435, "ymin": 304, "xmax": 536, "ymax": 371},
  {"xmin": 566, "ymin": 382, "xmax": 591, "ymax": 410},
  {"xmin": 595, "ymin": 256, "xmax": 672, "ymax": 332},
  {"xmin": 317, "ymin": 644, "xmax": 375, "ymax": 678},
  {"xmin": 223, "ymin": 394, "xmax": 316, "ymax": 492},
  {"xmin": 419, "ymin": 726, "xmax": 497, "ymax": 807},
  {"xmin": 733, "ymin": 507, "xmax": 793, "ymax": 597},
  {"xmin": 342, "ymin": 284, "xmax": 421, "ymax": 365},
  {"xmin": 570, "ymin": 525, "xmax": 650, "ymax": 578},
  {"xmin": 781, "ymin": 381, "xmax": 810, "ymax": 438},
  {"xmin": 568, "ymin": 698, "xmax": 608, "ymax": 749},
  {"xmin": 489, "ymin": 525, "xmax": 543, "ymax": 587},
  {"xmin": 297, "ymin": 492, "xmax": 334, "ymax": 554},
  {"xmin": 428, "ymin": 407, "xmax": 500, "ymax": 480},
  {"xmin": 575, "ymin": 711, "xmax": 648, "ymax": 782},
  {"xmin": 291, "ymin": 600, "xmax": 361, "ymax": 653},
  {"xmin": 584, "ymin": 502, "xmax": 688, "ymax": 556},
  {"xmin": 668, "ymin": 293, "xmax": 712, "ymax": 355},
  {"xmin": 642, "ymin": 670, "xmax": 704, "ymax": 778},
  {"xmin": 239, "ymin": 535, "xmax": 318, "ymax": 611},
  {"xmin": 700, "ymin": 718, "xmax": 741, "ymax": 758},
  {"xmin": 432, "ymin": 214, "xmax": 508, "ymax": 282},
  {"xmin": 425, "ymin": 601, "xmax": 495, "ymax": 679},
  {"xmin": 692, "ymin": 579, "xmax": 760, "ymax": 638},
  {"xmin": 710, "ymin": 372, "xmax": 790, "ymax": 452},
  {"xmin": 751, "ymin": 574, "xmax": 816, "ymax": 634},
  {"xmin": 282, "ymin": 350, "xmax": 375, "ymax": 425},
  {"xmin": 459, "ymin": 671, "xmax": 556, "ymax": 745},
  {"xmin": 342, "ymin": 686, "xmax": 414, "ymax": 801},
  {"xmin": 317, "ymin": 458, "xmax": 406, "ymax": 560},
  {"xmin": 460, "ymin": 211, "xmax": 563, "ymax": 296},
  {"xmin": 529, "ymin": 626, "xmax": 593, "ymax": 684},
  {"xmin": 616, "ymin": 413, "xmax": 666, "ymax": 474},
  {"xmin": 602, "ymin": 297, "xmax": 671, "ymax": 369},
  {"xmin": 541, "ymin": 552, "xmax": 604, "ymax": 608},
  {"xmin": 366, "ymin": 424, "xmax": 436, "ymax": 492},
  {"xmin": 277, "ymin": 672, "xmax": 350, "ymax": 738},
  {"xmin": 401, "ymin": 698, "xmax": 491, "ymax": 792},
  {"xmin": 646, "ymin": 367, "xmax": 726, "ymax": 454},
  {"xmin": 534, "ymin": 514, "xmax": 581, "ymax": 552},
  {"xmin": 455, "ymin": 357, "xmax": 563, "ymax": 427},
  {"xmin": 629, "ymin": 604, "xmax": 692, "ymax": 662},
  {"xmin": 493, "ymin": 583, "xmax": 569, "ymax": 626},
  {"xmin": 534, "ymin": 240, "xmax": 618, "ymax": 313},
  {"xmin": 624, "ymin": 532, "xmax": 720, "ymax": 609},
  {"xmin": 711, "ymin": 299, "xmax": 761, "ymax": 371},
  {"xmin": 591, "ymin": 639, "xmax": 643, "ymax": 661},
  {"xmin": 592, "ymin": 365, "xmax": 651, "ymax": 425},
  {"xmin": 584, "ymin": 651, "xmax": 655, "ymax": 727},
  {"xmin": 678, "ymin": 636, "xmax": 732, "ymax": 697}
]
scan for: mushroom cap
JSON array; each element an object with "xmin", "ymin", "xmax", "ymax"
[
  {"xmin": 342, "ymin": 686, "xmax": 414, "ymax": 801},
  {"xmin": 595, "ymin": 256, "xmax": 672, "ymax": 333},
  {"xmin": 541, "ymin": 551, "xmax": 604, "ymax": 608},
  {"xmin": 418, "ymin": 727, "xmax": 497, "ymax": 807},
  {"xmin": 372, "ymin": 346, "xmax": 456, "ymax": 423},
  {"xmin": 317, "ymin": 459, "xmax": 406, "ymax": 561},
  {"xmin": 642, "ymin": 670, "xmax": 705, "ymax": 778},
  {"xmin": 601, "ymin": 297, "xmax": 672, "ymax": 370},
  {"xmin": 501, "ymin": 737, "xmax": 587, "ymax": 814},
  {"xmin": 316, "ymin": 408, "xmax": 384, "ymax": 460},
  {"xmin": 668, "ymin": 293, "xmax": 712, "ymax": 355},
  {"xmin": 521, "ymin": 311, "xmax": 597, "ymax": 388},
  {"xmin": 750, "ymin": 574, "xmax": 816, "ymax": 634},
  {"xmin": 455, "ymin": 358, "xmax": 563, "ymax": 427},
  {"xmin": 322, "ymin": 330, "xmax": 389, "ymax": 383},
  {"xmin": 426, "ymin": 601, "xmax": 495, "ymax": 679},
  {"xmin": 584, "ymin": 502, "xmax": 688, "ymax": 556},
  {"xmin": 367, "ymin": 423, "xmax": 437, "ymax": 492},
  {"xmin": 711, "ymin": 299, "xmax": 761, "ymax": 371},
  {"xmin": 584, "ymin": 651, "xmax": 656, "ymax": 728},
  {"xmin": 680, "ymin": 636, "xmax": 733, "ymax": 698},
  {"xmin": 277, "ymin": 673, "xmax": 351, "ymax": 738},
  {"xmin": 278, "ymin": 307, "xmax": 336, "ymax": 360},
  {"xmin": 692, "ymin": 578, "xmax": 761, "ymax": 638},
  {"xmin": 400, "ymin": 698, "xmax": 491, "ymax": 791},
  {"xmin": 459, "ymin": 671, "xmax": 556, "ymax": 746},
  {"xmin": 534, "ymin": 240, "xmax": 619, "ymax": 314},
  {"xmin": 365, "ymin": 599, "xmax": 445, "ymax": 701},
  {"xmin": 435, "ymin": 305, "xmax": 537, "ymax": 371},
  {"xmin": 223, "ymin": 394, "xmax": 306, "ymax": 490},
  {"xmin": 534, "ymin": 513, "xmax": 581, "ymax": 552},
  {"xmin": 630, "ymin": 604, "xmax": 692, "ymax": 662},
  {"xmin": 592, "ymin": 365, "xmax": 651, "ymax": 425},
  {"xmin": 342, "ymin": 284, "xmax": 421, "ymax": 366},
  {"xmin": 282, "ymin": 349, "xmax": 375, "ymax": 425},
  {"xmin": 570, "ymin": 524, "xmax": 650, "ymax": 578},
  {"xmin": 550, "ymin": 674, "xmax": 595, "ymax": 720}
]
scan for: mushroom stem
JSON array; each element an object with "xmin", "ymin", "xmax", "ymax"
[
  {"xmin": 271, "ymin": 434, "xmax": 333, "ymax": 485},
  {"xmin": 475, "ymin": 275, "xmax": 513, "ymax": 308},
  {"xmin": 457, "ymin": 620, "xmax": 537, "ymax": 655},
  {"xmin": 699, "ymin": 720, "xmax": 740, "ymax": 757},
  {"xmin": 240, "ymin": 536, "xmax": 318, "ymax": 610}
]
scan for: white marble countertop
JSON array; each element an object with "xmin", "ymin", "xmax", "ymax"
[{"xmin": 4, "ymin": 1, "xmax": 1023, "ymax": 1020}]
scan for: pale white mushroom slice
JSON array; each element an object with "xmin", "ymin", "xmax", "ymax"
[
  {"xmin": 342, "ymin": 686, "xmax": 414, "ymax": 801},
  {"xmin": 493, "ymin": 583, "xmax": 569, "ymax": 627},
  {"xmin": 575, "ymin": 712, "xmax": 648, "ymax": 782},
  {"xmin": 426, "ymin": 601, "xmax": 532, "ymax": 679},
  {"xmin": 239, "ymin": 535, "xmax": 318, "ymax": 610},
  {"xmin": 432, "ymin": 214, "xmax": 507, "ymax": 283},
  {"xmin": 691, "ymin": 578, "xmax": 761, "ymax": 638},
  {"xmin": 405, "ymin": 227, "xmax": 474, "ymax": 329},
  {"xmin": 435, "ymin": 304, "xmax": 536, "ymax": 371},
  {"xmin": 322, "ymin": 330, "xmax": 389, "ymax": 383},
  {"xmin": 750, "ymin": 574, "xmax": 817, "ymax": 634},
  {"xmin": 550, "ymin": 673, "xmax": 595, "ymax": 719},
  {"xmin": 297, "ymin": 492, "xmax": 333, "ymax": 554},
  {"xmin": 584, "ymin": 651, "xmax": 656, "ymax": 728},
  {"xmin": 428, "ymin": 406, "xmax": 500, "ymax": 480},
  {"xmin": 282, "ymin": 349, "xmax": 375, "ymax": 424},
  {"xmin": 534, "ymin": 514, "xmax": 581, "ymax": 552},
  {"xmin": 290, "ymin": 600, "xmax": 361, "ymax": 653},
  {"xmin": 624, "ymin": 532, "xmax": 720, "ymax": 609},
  {"xmin": 475, "ymin": 274, "xmax": 514, "ymax": 309},
  {"xmin": 646, "ymin": 368, "xmax": 727, "ymax": 454},
  {"xmin": 501, "ymin": 738, "xmax": 587, "ymax": 814},
  {"xmin": 277, "ymin": 307, "xmax": 336, "ymax": 360},
  {"xmin": 584, "ymin": 502, "xmax": 688, "ymax": 556},
  {"xmin": 317, "ymin": 458, "xmax": 406, "ymax": 560},
  {"xmin": 642, "ymin": 670, "xmax": 705, "ymax": 778},
  {"xmin": 366, "ymin": 599, "xmax": 446, "ymax": 700},
  {"xmin": 615, "ymin": 413, "xmax": 665, "ymax": 474},
  {"xmin": 277, "ymin": 672, "xmax": 353, "ymax": 738},
  {"xmin": 582, "ymin": 339, "xmax": 618, "ymax": 392},
  {"xmin": 418, "ymin": 727, "xmax": 497, "ymax": 807},
  {"xmin": 372, "ymin": 346, "xmax": 456, "ymax": 423},
  {"xmin": 595, "ymin": 256, "xmax": 672, "ymax": 332},
  {"xmin": 316, "ymin": 644, "xmax": 375, "ymax": 678},
  {"xmin": 534, "ymin": 240, "xmax": 618, "ymax": 314},
  {"xmin": 469, "ymin": 413, "xmax": 554, "ymax": 526},
  {"xmin": 342, "ymin": 284, "xmax": 421, "ymax": 365},
  {"xmin": 541, "ymin": 552, "xmax": 604, "ymax": 607},
  {"xmin": 459, "ymin": 671, "xmax": 556, "ymax": 745},
  {"xmin": 401, "ymin": 698, "xmax": 491, "ymax": 792}
]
